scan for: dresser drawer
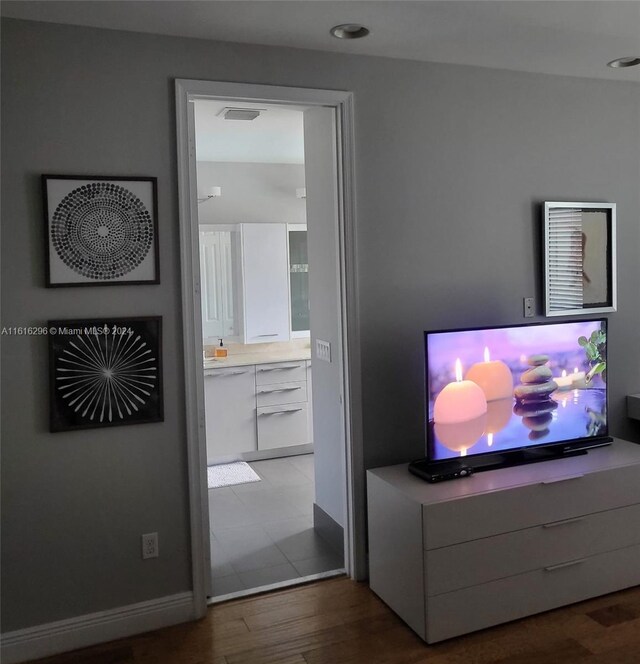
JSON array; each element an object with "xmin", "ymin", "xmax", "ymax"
[
  {"xmin": 426, "ymin": 543, "xmax": 640, "ymax": 643},
  {"xmin": 423, "ymin": 463, "xmax": 640, "ymax": 549},
  {"xmin": 257, "ymin": 403, "xmax": 309, "ymax": 450},
  {"xmin": 256, "ymin": 381, "xmax": 307, "ymax": 407},
  {"xmin": 256, "ymin": 362, "xmax": 307, "ymax": 385},
  {"xmin": 425, "ymin": 502, "xmax": 640, "ymax": 596}
]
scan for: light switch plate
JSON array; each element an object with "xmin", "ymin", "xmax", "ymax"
[
  {"xmin": 315, "ymin": 339, "xmax": 331, "ymax": 363},
  {"xmin": 523, "ymin": 297, "xmax": 535, "ymax": 318}
]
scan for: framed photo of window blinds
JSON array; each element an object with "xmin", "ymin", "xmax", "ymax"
[{"xmin": 543, "ymin": 202, "xmax": 616, "ymax": 317}]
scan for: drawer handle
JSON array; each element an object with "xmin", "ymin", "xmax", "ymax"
[
  {"xmin": 542, "ymin": 517, "xmax": 585, "ymax": 529},
  {"xmin": 544, "ymin": 558, "xmax": 587, "ymax": 572},
  {"xmin": 541, "ymin": 474, "xmax": 584, "ymax": 485},
  {"xmin": 258, "ymin": 387, "xmax": 302, "ymax": 394},
  {"xmin": 257, "ymin": 334, "xmax": 279, "ymax": 338},
  {"xmin": 206, "ymin": 370, "xmax": 247, "ymax": 377},
  {"xmin": 259, "ymin": 408, "xmax": 302, "ymax": 415},
  {"xmin": 258, "ymin": 365, "xmax": 303, "ymax": 372}
]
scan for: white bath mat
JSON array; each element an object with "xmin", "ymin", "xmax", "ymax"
[{"xmin": 207, "ymin": 462, "xmax": 261, "ymax": 489}]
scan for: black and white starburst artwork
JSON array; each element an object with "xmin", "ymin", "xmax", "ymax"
[{"xmin": 49, "ymin": 317, "xmax": 163, "ymax": 432}]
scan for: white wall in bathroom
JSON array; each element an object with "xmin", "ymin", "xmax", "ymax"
[{"xmin": 196, "ymin": 162, "xmax": 306, "ymax": 225}]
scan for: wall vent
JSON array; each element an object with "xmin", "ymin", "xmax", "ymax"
[{"xmin": 218, "ymin": 107, "xmax": 264, "ymax": 121}]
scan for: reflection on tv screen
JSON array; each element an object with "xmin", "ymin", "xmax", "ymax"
[{"xmin": 426, "ymin": 320, "xmax": 608, "ymax": 461}]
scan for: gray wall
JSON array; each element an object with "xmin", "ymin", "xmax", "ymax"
[
  {"xmin": 2, "ymin": 18, "xmax": 639, "ymax": 633},
  {"xmin": 196, "ymin": 162, "xmax": 306, "ymax": 225}
]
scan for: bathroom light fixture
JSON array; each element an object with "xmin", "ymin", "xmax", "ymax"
[
  {"xmin": 607, "ymin": 56, "xmax": 640, "ymax": 68},
  {"xmin": 330, "ymin": 24, "xmax": 370, "ymax": 40},
  {"xmin": 198, "ymin": 186, "xmax": 222, "ymax": 204}
]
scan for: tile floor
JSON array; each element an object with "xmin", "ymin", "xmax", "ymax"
[{"xmin": 208, "ymin": 454, "xmax": 344, "ymax": 597}]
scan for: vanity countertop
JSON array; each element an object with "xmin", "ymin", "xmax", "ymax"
[{"xmin": 204, "ymin": 349, "xmax": 311, "ymax": 370}]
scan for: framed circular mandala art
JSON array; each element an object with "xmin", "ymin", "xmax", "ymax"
[{"xmin": 43, "ymin": 175, "xmax": 159, "ymax": 286}]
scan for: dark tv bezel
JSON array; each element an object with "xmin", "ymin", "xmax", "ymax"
[{"xmin": 424, "ymin": 317, "xmax": 610, "ymax": 467}]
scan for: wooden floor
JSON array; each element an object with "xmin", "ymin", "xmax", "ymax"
[{"xmin": 30, "ymin": 578, "xmax": 640, "ymax": 664}]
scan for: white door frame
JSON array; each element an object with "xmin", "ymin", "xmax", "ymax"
[{"xmin": 175, "ymin": 79, "xmax": 365, "ymax": 618}]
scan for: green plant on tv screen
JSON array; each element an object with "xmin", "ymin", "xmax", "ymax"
[{"xmin": 578, "ymin": 327, "xmax": 607, "ymax": 384}]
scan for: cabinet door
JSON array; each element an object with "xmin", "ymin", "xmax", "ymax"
[
  {"xmin": 242, "ymin": 224, "xmax": 290, "ymax": 344},
  {"xmin": 204, "ymin": 366, "xmax": 257, "ymax": 463}
]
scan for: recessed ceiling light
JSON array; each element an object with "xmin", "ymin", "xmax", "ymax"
[
  {"xmin": 330, "ymin": 24, "xmax": 370, "ymax": 40},
  {"xmin": 607, "ymin": 57, "xmax": 640, "ymax": 69}
]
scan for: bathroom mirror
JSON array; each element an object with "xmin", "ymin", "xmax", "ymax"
[
  {"xmin": 543, "ymin": 202, "xmax": 617, "ymax": 317},
  {"xmin": 199, "ymin": 225, "xmax": 241, "ymax": 342}
]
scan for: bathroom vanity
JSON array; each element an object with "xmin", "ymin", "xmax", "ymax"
[{"xmin": 204, "ymin": 356, "xmax": 313, "ymax": 464}]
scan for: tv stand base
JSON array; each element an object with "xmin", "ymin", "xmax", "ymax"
[{"xmin": 368, "ymin": 439, "xmax": 640, "ymax": 643}]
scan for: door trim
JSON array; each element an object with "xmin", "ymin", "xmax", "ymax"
[{"xmin": 175, "ymin": 80, "xmax": 364, "ymax": 618}]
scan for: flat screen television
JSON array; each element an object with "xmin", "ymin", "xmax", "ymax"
[{"xmin": 424, "ymin": 318, "xmax": 611, "ymax": 472}]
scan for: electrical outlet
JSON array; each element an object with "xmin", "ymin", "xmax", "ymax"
[
  {"xmin": 315, "ymin": 339, "xmax": 331, "ymax": 363},
  {"xmin": 523, "ymin": 297, "xmax": 535, "ymax": 318},
  {"xmin": 141, "ymin": 532, "xmax": 159, "ymax": 559}
]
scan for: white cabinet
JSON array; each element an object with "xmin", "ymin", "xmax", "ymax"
[
  {"xmin": 200, "ymin": 223, "xmax": 308, "ymax": 345},
  {"xmin": 241, "ymin": 223, "xmax": 290, "ymax": 344},
  {"xmin": 367, "ymin": 440, "xmax": 640, "ymax": 643},
  {"xmin": 204, "ymin": 366, "xmax": 257, "ymax": 463},
  {"xmin": 255, "ymin": 361, "xmax": 312, "ymax": 451},
  {"xmin": 204, "ymin": 359, "xmax": 313, "ymax": 463}
]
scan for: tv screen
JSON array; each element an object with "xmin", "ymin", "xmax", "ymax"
[{"xmin": 425, "ymin": 319, "xmax": 608, "ymax": 463}]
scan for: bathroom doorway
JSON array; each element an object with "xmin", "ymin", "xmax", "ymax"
[{"xmin": 176, "ymin": 81, "xmax": 362, "ymax": 610}]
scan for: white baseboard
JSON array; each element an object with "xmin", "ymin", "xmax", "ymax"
[{"xmin": 0, "ymin": 591, "xmax": 195, "ymax": 664}]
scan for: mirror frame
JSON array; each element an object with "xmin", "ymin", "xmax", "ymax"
[{"xmin": 543, "ymin": 201, "xmax": 617, "ymax": 317}]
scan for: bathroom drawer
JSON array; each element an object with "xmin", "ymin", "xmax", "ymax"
[
  {"xmin": 425, "ymin": 502, "xmax": 640, "ymax": 596},
  {"xmin": 422, "ymin": 463, "xmax": 640, "ymax": 549},
  {"xmin": 256, "ymin": 381, "xmax": 307, "ymax": 407},
  {"xmin": 256, "ymin": 362, "xmax": 307, "ymax": 385},
  {"xmin": 257, "ymin": 403, "xmax": 310, "ymax": 450},
  {"xmin": 204, "ymin": 365, "xmax": 256, "ymax": 378},
  {"xmin": 426, "ymin": 543, "xmax": 640, "ymax": 643}
]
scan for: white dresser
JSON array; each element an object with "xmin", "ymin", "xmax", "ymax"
[{"xmin": 367, "ymin": 439, "xmax": 640, "ymax": 643}]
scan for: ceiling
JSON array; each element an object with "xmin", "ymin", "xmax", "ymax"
[
  {"xmin": 2, "ymin": 1, "xmax": 639, "ymax": 82},
  {"xmin": 194, "ymin": 100, "xmax": 305, "ymax": 163}
]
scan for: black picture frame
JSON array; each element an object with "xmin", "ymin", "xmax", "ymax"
[
  {"xmin": 48, "ymin": 316, "xmax": 164, "ymax": 432},
  {"xmin": 42, "ymin": 175, "xmax": 160, "ymax": 287}
]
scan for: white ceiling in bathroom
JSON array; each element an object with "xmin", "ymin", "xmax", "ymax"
[
  {"xmin": 2, "ymin": 1, "xmax": 639, "ymax": 81},
  {"xmin": 194, "ymin": 100, "xmax": 305, "ymax": 164}
]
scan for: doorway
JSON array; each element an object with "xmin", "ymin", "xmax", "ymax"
[{"xmin": 175, "ymin": 81, "xmax": 363, "ymax": 613}]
